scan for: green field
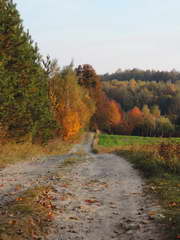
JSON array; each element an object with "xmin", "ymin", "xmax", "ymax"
[
  {"xmin": 97, "ymin": 134, "xmax": 180, "ymax": 239},
  {"xmin": 99, "ymin": 134, "xmax": 180, "ymax": 147}
]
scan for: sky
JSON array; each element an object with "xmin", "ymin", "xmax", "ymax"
[{"xmin": 14, "ymin": 0, "xmax": 180, "ymax": 74}]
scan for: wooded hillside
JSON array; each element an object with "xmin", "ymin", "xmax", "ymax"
[
  {"xmin": 102, "ymin": 68, "xmax": 180, "ymax": 83},
  {"xmin": 102, "ymin": 78, "xmax": 180, "ymax": 137}
]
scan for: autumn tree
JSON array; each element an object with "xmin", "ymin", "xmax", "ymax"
[
  {"xmin": 138, "ymin": 105, "xmax": 174, "ymax": 137},
  {"xmin": 151, "ymin": 105, "xmax": 161, "ymax": 118},
  {"xmin": 107, "ymin": 100, "xmax": 123, "ymax": 128},
  {"xmin": 128, "ymin": 106, "xmax": 143, "ymax": 119},
  {"xmin": 156, "ymin": 117, "xmax": 174, "ymax": 137},
  {"xmin": 94, "ymin": 96, "xmax": 123, "ymax": 133},
  {"xmin": 76, "ymin": 64, "xmax": 124, "ymax": 133},
  {"xmin": 139, "ymin": 117, "xmax": 156, "ymax": 136},
  {"xmin": 102, "ymin": 74, "xmax": 179, "ymax": 136},
  {"xmin": 125, "ymin": 107, "xmax": 143, "ymax": 134},
  {"xmin": 142, "ymin": 104, "xmax": 151, "ymax": 116},
  {"xmin": 129, "ymin": 79, "xmax": 137, "ymax": 89},
  {"xmin": 49, "ymin": 64, "xmax": 95, "ymax": 140}
]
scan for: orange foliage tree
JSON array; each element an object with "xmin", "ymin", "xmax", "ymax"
[
  {"xmin": 126, "ymin": 106, "xmax": 144, "ymax": 134},
  {"xmin": 128, "ymin": 106, "xmax": 143, "ymax": 119},
  {"xmin": 49, "ymin": 64, "xmax": 95, "ymax": 140},
  {"xmin": 76, "ymin": 64, "xmax": 124, "ymax": 133},
  {"xmin": 107, "ymin": 100, "xmax": 124, "ymax": 127},
  {"xmin": 95, "ymin": 97, "xmax": 123, "ymax": 133}
]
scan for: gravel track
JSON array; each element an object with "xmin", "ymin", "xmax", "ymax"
[{"xmin": 0, "ymin": 133, "xmax": 167, "ymax": 239}]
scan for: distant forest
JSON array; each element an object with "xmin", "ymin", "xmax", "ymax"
[
  {"xmin": 101, "ymin": 69, "xmax": 180, "ymax": 137},
  {"xmin": 102, "ymin": 68, "xmax": 180, "ymax": 83}
]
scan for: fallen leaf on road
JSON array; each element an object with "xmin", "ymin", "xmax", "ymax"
[
  {"xmin": 168, "ymin": 202, "xmax": 177, "ymax": 207},
  {"xmin": 15, "ymin": 185, "xmax": 22, "ymax": 191},
  {"xmin": 8, "ymin": 220, "xmax": 17, "ymax": 225},
  {"xmin": 148, "ymin": 211, "xmax": 156, "ymax": 216},
  {"xmin": 85, "ymin": 199, "xmax": 99, "ymax": 204},
  {"xmin": 47, "ymin": 211, "xmax": 54, "ymax": 221},
  {"xmin": 16, "ymin": 197, "xmax": 23, "ymax": 201},
  {"xmin": 60, "ymin": 184, "xmax": 69, "ymax": 188}
]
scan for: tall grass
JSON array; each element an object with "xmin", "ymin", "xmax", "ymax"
[
  {"xmin": 0, "ymin": 138, "xmax": 72, "ymax": 169},
  {"xmin": 116, "ymin": 142, "xmax": 180, "ymax": 176}
]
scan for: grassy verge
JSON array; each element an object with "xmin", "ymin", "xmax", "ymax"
[
  {"xmin": 0, "ymin": 138, "xmax": 73, "ymax": 169},
  {"xmin": 0, "ymin": 130, "xmax": 87, "ymax": 169},
  {"xmin": 98, "ymin": 134, "xmax": 180, "ymax": 147},
  {"xmin": 0, "ymin": 186, "xmax": 56, "ymax": 240},
  {"xmin": 96, "ymin": 134, "xmax": 180, "ymax": 239}
]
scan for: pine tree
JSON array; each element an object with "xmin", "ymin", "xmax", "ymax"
[
  {"xmin": 76, "ymin": 64, "xmax": 100, "ymax": 89},
  {"xmin": 0, "ymin": 0, "xmax": 56, "ymax": 141}
]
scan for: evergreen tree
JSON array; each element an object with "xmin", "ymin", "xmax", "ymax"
[
  {"xmin": 0, "ymin": 0, "xmax": 56, "ymax": 141},
  {"xmin": 76, "ymin": 64, "xmax": 100, "ymax": 89}
]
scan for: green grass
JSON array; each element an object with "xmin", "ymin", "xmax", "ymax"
[
  {"xmin": 99, "ymin": 134, "xmax": 180, "ymax": 147},
  {"xmin": 97, "ymin": 134, "xmax": 180, "ymax": 239}
]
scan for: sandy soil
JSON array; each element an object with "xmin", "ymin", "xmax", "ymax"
[{"xmin": 0, "ymin": 133, "xmax": 167, "ymax": 240}]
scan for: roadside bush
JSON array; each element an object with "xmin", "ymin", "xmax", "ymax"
[
  {"xmin": 158, "ymin": 142, "xmax": 180, "ymax": 173},
  {"xmin": 117, "ymin": 150, "xmax": 164, "ymax": 178}
]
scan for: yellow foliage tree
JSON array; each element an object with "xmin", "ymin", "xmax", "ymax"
[{"xmin": 49, "ymin": 64, "xmax": 95, "ymax": 140}]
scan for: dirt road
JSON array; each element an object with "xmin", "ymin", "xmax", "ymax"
[{"xmin": 0, "ymin": 133, "xmax": 167, "ymax": 240}]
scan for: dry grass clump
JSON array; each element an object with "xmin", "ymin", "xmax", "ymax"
[{"xmin": 0, "ymin": 138, "xmax": 72, "ymax": 169}]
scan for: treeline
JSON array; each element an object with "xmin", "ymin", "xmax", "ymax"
[
  {"xmin": 1, "ymin": 0, "xmax": 179, "ymax": 142},
  {"xmin": 0, "ymin": 0, "xmax": 122, "ymax": 143},
  {"xmin": 0, "ymin": 0, "xmax": 83, "ymax": 142},
  {"xmin": 103, "ymin": 79, "xmax": 180, "ymax": 137},
  {"xmin": 102, "ymin": 68, "xmax": 180, "ymax": 83}
]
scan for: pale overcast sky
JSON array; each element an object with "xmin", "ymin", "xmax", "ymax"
[{"xmin": 14, "ymin": 0, "xmax": 180, "ymax": 74}]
